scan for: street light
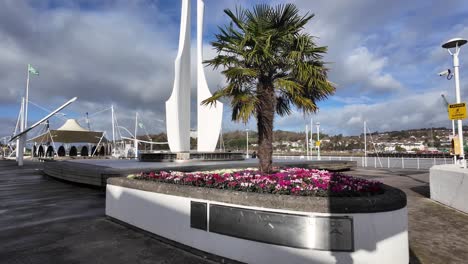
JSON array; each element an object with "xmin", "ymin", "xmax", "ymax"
[
  {"xmin": 316, "ymin": 122, "xmax": 321, "ymax": 160},
  {"xmin": 441, "ymin": 94, "xmax": 456, "ymax": 163},
  {"xmin": 245, "ymin": 129, "xmax": 249, "ymax": 159},
  {"xmin": 305, "ymin": 125, "xmax": 309, "ymax": 158},
  {"xmin": 442, "ymin": 37, "xmax": 467, "ymax": 167}
]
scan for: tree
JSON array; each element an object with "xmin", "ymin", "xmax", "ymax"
[
  {"xmin": 203, "ymin": 4, "xmax": 335, "ymax": 172},
  {"xmin": 395, "ymin": 145, "xmax": 406, "ymax": 153}
]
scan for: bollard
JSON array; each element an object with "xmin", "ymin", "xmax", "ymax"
[
  {"xmin": 402, "ymin": 156, "xmax": 405, "ymax": 169},
  {"xmin": 374, "ymin": 157, "xmax": 377, "ymax": 168},
  {"xmin": 388, "ymin": 156, "xmax": 390, "ymax": 168},
  {"xmin": 417, "ymin": 157, "xmax": 420, "ymax": 170}
]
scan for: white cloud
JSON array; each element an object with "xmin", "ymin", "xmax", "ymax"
[
  {"xmin": 342, "ymin": 47, "xmax": 402, "ymax": 92},
  {"xmin": 276, "ymin": 89, "xmax": 452, "ymax": 135},
  {"xmin": 1, "ymin": 0, "xmax": 468, "ymax": 140},
  {"xmin": 332, "ymin": 95, "xmax": 373, "ymax": 104}
]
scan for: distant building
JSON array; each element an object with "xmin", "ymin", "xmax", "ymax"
[{"xmin": 384, "ymin": 142, "xmax": 425, "ymax": 152}]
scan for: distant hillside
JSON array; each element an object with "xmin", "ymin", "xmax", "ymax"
[{"xmin": 139, "ymin": 126, "xmax": 468, "ymax": 152}]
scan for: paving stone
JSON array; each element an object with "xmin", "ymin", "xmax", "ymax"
[
  {"xmin": 0, "ymin": 160, "xmax": 215, "ymax": 264},
  {"xmin": 1, "ymin": 160, "xmax": 467, "ymax": 264},
  {"xmin": 347, "ymin": 168, "xmax": 468, "ymax": 264}
]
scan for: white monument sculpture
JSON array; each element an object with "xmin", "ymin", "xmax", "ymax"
[
  {"xmin": 197, "ymin": 0, "xmax": 223, "ymax": 152},
  {"xmin": 166, "ymin": 0, "xmax": 191, "ymax": 152},
  {"xmin": 166, "ymin": 0, "xmax": 223, "ymax": 153}
]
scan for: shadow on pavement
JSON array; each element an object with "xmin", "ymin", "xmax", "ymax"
[
  {"xmin": 409, "ymin": 247, "xmax": 423, "ymax": 264},
  {"xmin": 410, "ymin": 185, "xmax": 430, "ymax": 198}
]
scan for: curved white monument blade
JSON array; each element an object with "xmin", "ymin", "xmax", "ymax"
[
  {"xmin": 197, "ymin": 0, "xmax": 223, "ymax": 152},
  {"xmin": 166, "ymin": 0, "xmax": 191, "ymax": 152}
]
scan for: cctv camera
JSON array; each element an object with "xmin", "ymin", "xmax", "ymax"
[{"xmin": 438, "ymin": 69, "xmax": 451, "ymax": 76}]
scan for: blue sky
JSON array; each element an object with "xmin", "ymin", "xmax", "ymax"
[{"xmin": 1, "ymin": 0, "xmax": 468, "ymax": 139}]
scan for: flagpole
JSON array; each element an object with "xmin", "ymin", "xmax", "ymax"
[
  {"xmin": 305, "ymin": 125, "xmax": 309, "ymax": 158},
  {"xmin": 364, "ymin": 121, "xmax": 367, "ymax": 167},
  {"xmin": 310, "ymin": 118, "xmax": 313, "ymax": 158},
  {"xmin": 134, "ymin": 112, "xmax": 138, "ymax": 160},
  {"xmin": 16, "ymin": 97, "xmax": 25, "ymax": 166},
  {"xmin": 16, "ymin": 97, "xmax": 24, "ymax": 162},
  {"xmin": 111, "ymin": 105, "xmax": 115, "ymax": 155},
  {"xmin": 24, "ymin": 65, "xmax": 30, "ymax": 129}
]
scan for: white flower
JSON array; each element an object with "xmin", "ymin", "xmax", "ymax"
[{"xmin": 240, "ymin": 182, "xmax": 253, "ymax": 187}]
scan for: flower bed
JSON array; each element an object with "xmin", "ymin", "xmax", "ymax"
[{"xmin": 132, "ymin": 168, "xmax": 382, "ymax": 197}]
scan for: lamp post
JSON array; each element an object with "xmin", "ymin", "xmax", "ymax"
[
  {"xmin": 316, "ymin": 122, "xmax": 321, "ymax": 160},
  {"xmin": 364, "ymin": 121, "xmax": 367, "ymax": 167},
  {"xmin": 310, "ymin": 118, "xmax": 314, "ymax": 157},
  {"xmin": 441, "ymin": 94, "xmax": 456, "ymax": 163},
  {"xmin": 305, "ymin": 125, "xmax": 309, "ymax": 158},
  {"xmin": 245, "ymin": 129, "xmax": 249, "ymax": 159},
  {"xmin": 442, "ymin": 38, "xmax": 467, "ymax": 167},
  {"xmin": 134, "ymin": 112, "xmax": 138, "ymax": 160},
  {"xmin": 111, "ymin": 105, "xmax": 115, "ymax": 155}
]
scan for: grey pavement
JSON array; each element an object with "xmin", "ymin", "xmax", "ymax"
[
  {"xmin": 67, "ymin": 157, "xmax": 350, "ymax": 170},
  {"xmin": 1, "ymin": 160, "xmax": 468, "ymax": 263},
  {"xmin": 69, "ymin": 155, "xmax": 449, "ymax": 171},
  {"xmin": 347, "ymin": 168, "xmax": 468, "ymax": 264},
  {"xmin": 0, "ymin": 160, "xmax": 215, "ymax": 264}
]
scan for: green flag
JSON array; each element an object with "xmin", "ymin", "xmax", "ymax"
[{"xmin": 28, "ymin": 64, "xmax": 39, "ymax": 75}]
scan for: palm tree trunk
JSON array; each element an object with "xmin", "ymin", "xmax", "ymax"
[{"xmin": 256, "ymin": 79, "xmax": 276, "ymax": 173}]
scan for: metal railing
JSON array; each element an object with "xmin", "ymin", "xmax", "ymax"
[{"xmin": 273, "ymin": 155, "xmax": 454, "ymax": 170}]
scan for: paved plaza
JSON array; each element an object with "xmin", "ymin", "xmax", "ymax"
[
  {"xmin": 346, "ymin": 168, "xmax": 468, "ymax": 264},
  {"xmin": 0, "ymin": 161, "xmax": 215, "ymax": 264},
  {"xmin": 1, "ymin": 160, "xmax": 467, "ymax": 263}
]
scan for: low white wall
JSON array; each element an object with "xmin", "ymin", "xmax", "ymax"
[
  {"xmin": 430, "ymin": 164, "xmax": 468, "ymax": 214},
  {"xmin": 106, "ymin": 184, "xmax": 408, "ymax": 264}
]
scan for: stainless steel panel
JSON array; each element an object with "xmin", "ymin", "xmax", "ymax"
[
  {"xmin": 210, "ymin": 204, "xmax": 314, "ymax": 248},
  {"xmin": 190, "ymin": 201, "xmax": 207, "ymax": 231},
  {"xmin": 314, "ymin": 216, "xmax": 354, "ymax": 251},
  {"xmin": 209, "ymin": 204, "xmax": 353, "ymax": 251}
]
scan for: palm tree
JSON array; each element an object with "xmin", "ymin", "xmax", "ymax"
[{"xmin": 203, "ymin": 4, "xmax": 335, "ymax": 172}]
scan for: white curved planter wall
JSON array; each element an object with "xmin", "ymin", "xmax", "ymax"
[
  {"xmin": 166, "ymin": 0, "xmax": 191, "ymax": 152},
  {"xmin": 106, "ymin": 185, "xmax": 409, "ymax": 264},
  {"xmin": 197, "ymin": 0, "xmax": 223, "ymax": 152}
]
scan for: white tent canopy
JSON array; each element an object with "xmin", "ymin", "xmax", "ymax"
[
  {"xmin": 30, "ymin": 119, "xmax": 105, "ymax": 144},
  {"xmin": 56, "ymin": 119, "xmax": 89, "ymax": 131}
]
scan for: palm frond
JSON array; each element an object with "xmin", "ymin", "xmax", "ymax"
[
  {"xmin": 275, "ymin": 96, "xmax": 292, "ymax": 116},
  {"xmin": 274, "ymin": 78, "xmax": 304, "ymax": 94},
  {"xmin": 222, "ymin": 67, "xmax": 258, "ymax": 81},
  {"xmin": 224, "ymin": 7, "xmax": 246, "ymax": 31},
  {"xmin": 203, "ymin": 3, "xmax": 335, "ymax": 122}
]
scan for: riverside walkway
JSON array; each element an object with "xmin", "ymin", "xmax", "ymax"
[
  {"xmin": 0, "ymin": 160, "xmax": 214, "ymax": 264},
  {"xmin": 0, "ymin": 160, "xmax": 467, "ymax": 263},
  {"xmin": 346, "ymin": 168, "xmax": 468, "ymax": 264}
]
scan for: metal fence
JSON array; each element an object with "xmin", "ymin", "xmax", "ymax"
[{"xmin": 273, "ymin": 155, "xmax": 455, "ymax": 170}]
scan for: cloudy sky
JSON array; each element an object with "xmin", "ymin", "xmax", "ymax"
[{"xmin": 1, "ymin": 0, "xmax": 468, "ymax": 140}]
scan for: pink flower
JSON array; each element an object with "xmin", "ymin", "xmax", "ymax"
[{"xmin": 137, "ymin": 168, "xmax": 382, "ymax": 196}]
